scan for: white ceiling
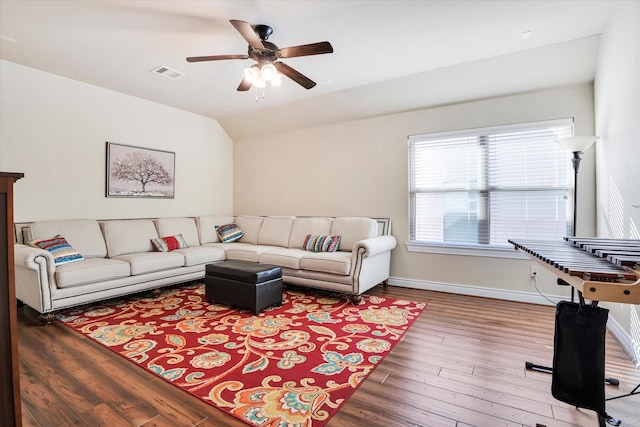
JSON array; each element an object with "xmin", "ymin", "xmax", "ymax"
[{"xmin": 0, "ymin": 1, "xmax": 619, "ymax": 139}]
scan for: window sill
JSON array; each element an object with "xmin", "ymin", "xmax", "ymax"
[{"xmin": 405, "ymin": 242, "xmax": 529, "ymax": 259}]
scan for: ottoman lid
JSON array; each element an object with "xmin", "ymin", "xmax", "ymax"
[{"xmin": 206, "ymin": 260, "xmax": 282, "ymax": 284}]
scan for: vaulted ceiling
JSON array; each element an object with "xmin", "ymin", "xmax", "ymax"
[{"xmin": 0, "ymin": 1, "xmax": 618, "ymax": 139}]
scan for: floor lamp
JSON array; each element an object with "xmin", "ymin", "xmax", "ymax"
[
  {"xmin": 557, "ymin": 135, "xmax": 599, "ymax": 301},
  {"xmin": 525, "ymin": 135, "xmax": 600, "ymax": 372}
]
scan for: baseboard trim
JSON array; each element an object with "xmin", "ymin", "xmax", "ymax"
[
  {"xmin": 388, "ymin": 276, "xmax": 638, "ymax": 367},
  {"xmin": 607, "ymin": 316, "xmax": 639, "ymax": 367}
]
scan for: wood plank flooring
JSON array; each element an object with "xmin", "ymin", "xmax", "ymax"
[{"xmin": 16, "ymin": 284, "xmax": 640, "ymax": 427}]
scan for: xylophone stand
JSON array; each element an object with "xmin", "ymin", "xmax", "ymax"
[
  {"xmin": 525, "ymin": 362, "xmax": 619, "ymax": 385},
  {"xmin": 607, "ymin": 383, "xmax": 640, "ymax": 402}
]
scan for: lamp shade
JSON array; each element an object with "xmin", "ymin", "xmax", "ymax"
[{"xmin": 557, "ymin": 136, "xmax": 599, "ymax": 153}]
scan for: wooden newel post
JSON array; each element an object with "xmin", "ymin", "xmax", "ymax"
[{"xmin": 0, "ymin": 172, "xmax": 24, "ymax": 427}]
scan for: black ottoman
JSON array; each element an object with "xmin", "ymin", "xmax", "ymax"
[{"xmin": 204, "ymin": 260, "xmax": 283, "ymax": 315}]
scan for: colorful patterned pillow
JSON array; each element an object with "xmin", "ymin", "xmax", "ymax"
[
  {"xmin": 151, "ymin": 234, "xmax": 188, "ymax": 252},
  {"xmin": 215, "ymin": 223, "xmax": 244, "ymax": 243},
  {"xmin": 303, "ymin": 234, "xmax": 342, "ymax": 252},
  {"xmin": 28, "ymin": 235, "xmax": 84, "ymax": 265}
]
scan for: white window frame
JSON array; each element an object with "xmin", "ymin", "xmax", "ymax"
[{"xmin": 407, "ymin": 118, "xmax": 574, "ymax": 259}]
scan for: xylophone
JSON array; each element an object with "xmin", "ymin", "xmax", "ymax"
[
  {"xmin": 509, "ymin": 237, "xmax": 640, "ymax": 427},
  {"xmin": 509, "ymin": 237, "xmax": 640, "ymax": 304}
]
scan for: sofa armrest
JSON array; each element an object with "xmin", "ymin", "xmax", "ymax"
[
  {"xmin": 15, "ymin": 243, "xmax": 54, "ymax": 269},
  {"xmin": 353, "ymin": 235, "xmax": 397, "ymax": 258},
  {"xmin": 15, "ymin": 243, "xmax": 56, "ymax": 286}
]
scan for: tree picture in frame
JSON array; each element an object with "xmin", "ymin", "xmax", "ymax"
[{"xmin": 106, "ymin": 142, "xmax": 175, "ymax": 198}]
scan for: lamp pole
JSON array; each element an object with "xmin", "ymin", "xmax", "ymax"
[
  {"xmin": 570, "ymin": 150, "xmax": 582, "ymax": 236},
  {"xmin": 556, "ymin": 136, "xmax": 598, "ymax": 300},
  {"xmin": 564, "ymin": 150, "xmax": 583, "ymax": 301}
]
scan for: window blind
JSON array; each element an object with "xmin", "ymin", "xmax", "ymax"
[{"xmin": 409, "ymin": 118, "xmax": 574, "ymax": 247}]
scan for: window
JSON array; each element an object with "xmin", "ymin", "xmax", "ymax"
[{"xmin": 409, "ymin": 118, "xmax": 574, "ymax": 256}]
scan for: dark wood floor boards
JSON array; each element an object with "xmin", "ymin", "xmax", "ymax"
[{"xmin": 16, "ymin": 284, "xmax": 640, "ymax": 427}]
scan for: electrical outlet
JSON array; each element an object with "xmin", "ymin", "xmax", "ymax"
[{"xmin": 530, "ymin": 265, "xmax": 540, "ymax": 278}]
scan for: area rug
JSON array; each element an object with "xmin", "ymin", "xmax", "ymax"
[{"xmin": 57, "ymin": 284, "xmax": 425, "ymax": 427}]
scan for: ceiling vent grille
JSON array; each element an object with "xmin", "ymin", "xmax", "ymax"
[{"xmin": 152, "ymin": 66, "xmax": 184, "ymax": 79}]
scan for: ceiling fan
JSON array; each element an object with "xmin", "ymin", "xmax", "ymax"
[{"xmin": 186, "ymin": 20, "xmax": 333, "ymax": 91}]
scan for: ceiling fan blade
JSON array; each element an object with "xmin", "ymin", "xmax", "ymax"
[
  {"xmin": 278, "ymin": 41, "xmax": 333, "ymax": 58},
  {"xmin": 186, "ymin": 54, "xmax": 249, "ymax": 62},
  {"xmin": 230, "ymin": 19, "xmax": 264, "ymax": 50},
  {"xmin": 237, "ymin": 77, "xmax": 252, "ymax": 92},
  {"xmin": 274, "ymin": 62, "xmax": 316, "ymax": 89}
]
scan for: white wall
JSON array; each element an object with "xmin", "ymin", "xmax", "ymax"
[
  {"xmin": 594, "ymin": 1, "xmax": 640, "ymax": 364},
  {"xmin": 234, "ymin": 83, "xmax": 596, "ymax": 301},
  {"xmin": 0, "ymin": 60, "xmax": 233, "ymax": 222}
]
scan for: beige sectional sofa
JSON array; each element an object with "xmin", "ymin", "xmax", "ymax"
[{"xmin": 14, "ymin": 215, "xmax": 396, "ymax": 323}]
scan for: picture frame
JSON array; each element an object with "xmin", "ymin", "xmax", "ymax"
[{"xmin": 106, "ymin": 142, "xmax": 175, "ymax": 198}]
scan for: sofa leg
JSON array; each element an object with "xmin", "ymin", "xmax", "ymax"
[
  {"xmin": 151, "ymin": 288, "xmax": 162, "ymax": 298},
  {"xmin": 16, "ymin": 299, "xmax": 24, "ymax": 309},
  {"xmin": 38, "ymin": 313, "xmax": 56, "ymax": 325},
  {"xmin": 351, "ymin": 295, "xmax": 363, "ymax": 305},
  {"xmin": 382, "ymin": 279, "xmax": 389, "ymax": 289}
]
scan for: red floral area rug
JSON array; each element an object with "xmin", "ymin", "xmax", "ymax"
[{"xmin": 57, "ymin": 284, "xmax": 425, "ymax": 427}]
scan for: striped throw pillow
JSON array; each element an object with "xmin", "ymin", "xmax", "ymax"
[
  {"xmin": 303, "ymin": 234, "xmax": 341, "ymax": 252},
  {"xmin": 215, "ymin": 223, "xmax": 244, "ymax": 243},
  {"xmin": 28, "ymin": 235, "xmax": 84, "ymax": 265},
  {"xmin": 151, "ymin": 234, "xmax": 188, "ymax": 252}
]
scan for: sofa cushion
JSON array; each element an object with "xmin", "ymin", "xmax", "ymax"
[
  {"xmin": 235, "ymin": 215, "xmax": 264, "ymax": 245},
  {"xmin": 225, "ymin": 244, "xmax": 271, "ymax": 263},
  {"xmin": 111, "ymin": 251, "xmax": 184, "ymax": 275},
  {"xmin": 55, "ymin": 258, "xmax": 130, "ymax": 288},
  {"xmin": 29, "ymin": 219, "xmax": 107, "ymax": 258},
  {"xmin": 288, "ymin": 217, "xmax": 333, "ymax": 249},
  {"xmin": 195, "ymin": 215, "xmax": 236, "ymax": 244},
  {"xmin": 28, "ymin": 235, "xmax": 84, "ymax": 265},
  {"xmin": 216, "ymin": 223, "xmax": 244, "ymax": 243},
  {"xmin": 303, "ymin": 234, "xmax": 341, "ymax": 253},
  {"xmin": 151, "ymin": 234, "xmax": 188, "ymax": 252},
  {"xmin": 102, "ymin": 220, "xmax": 158, "ymax": 257},
  {"xmin": 330, "ymin": 217, "xmax": 378, "ymax": 251},
  {"xmin": 175, "ymin": 246, "xmax": 225, "ymax": 267},
  {"xmin": 259, "ymin": 248, "xmax": 307, "ymax": 270},
  {"xmin": 156, "ymin": 217, "xmax": 200, "ymax": 247},
  {"xmin": 299, "ymin": 251, "xmax": 352, "ymax": 275},
  {"xmin": 258, "ymin": 216, "xmax": 294, "ymax": 247}
]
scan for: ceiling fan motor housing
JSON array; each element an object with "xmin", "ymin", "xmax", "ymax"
[{"xmin": 248, "ymin": 41, "xmax": 279, "ymax": 62}]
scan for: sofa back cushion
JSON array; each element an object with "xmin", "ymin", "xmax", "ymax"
[
  {"xmin": 29, "ymin": 219, "xmax": 107, "ymax": 258},
  {"xmin": 156, "ymin": 217, "xmax": 200, "ymax": 247},
  {"xmin": 288, "ymin": 217, "xmax": 333, "ymax": 249},
  {"xmin": 258, "ymin": 216, "xmax": 295, "ymax": 247},
  {"xmin": 330, "ymin": 217, "xmax": 378, "ymax": 251},
  {"xmin": 235, "ymin": 215, "xmax": 264, "ymax": 245},
  {"xmin": 101, "ymin": 219, "xmax": 158, "ymax": 257},
  {"xmin": 195, "ymin": 215, "xmax": 236, "ymax": 244}
]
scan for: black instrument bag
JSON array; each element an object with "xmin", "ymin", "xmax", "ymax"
[{"xmin": 551, "ymin": 300, "xmax": 609, "ymax": 416}]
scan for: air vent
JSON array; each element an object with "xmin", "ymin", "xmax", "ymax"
[{"xmin": 152, "ymin": 66, "xmax": 184, "ymax": 79}]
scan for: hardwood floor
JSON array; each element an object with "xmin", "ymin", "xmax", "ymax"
[{"xmin": 17, "ymin": 284, "xmax": 640, "ymax": 427}]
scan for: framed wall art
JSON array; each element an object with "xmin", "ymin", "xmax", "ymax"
[{"xmin": 106, "ymin": 142, "xmax": 175, "ymax": 198}]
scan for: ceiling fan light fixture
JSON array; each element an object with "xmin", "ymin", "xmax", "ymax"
[
  {"xmin": 260, "ymin": 63, "xmax": 278, "ymax": 81},
  {"xmin": 244, "ymin": 65, "xmax": 261, "ymax": 83}
]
